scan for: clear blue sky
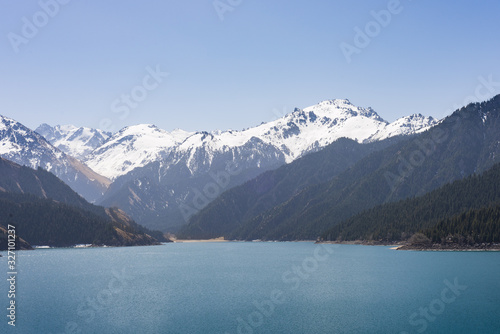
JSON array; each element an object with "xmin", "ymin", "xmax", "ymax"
[{"xmin": 1, "ymin": 0, "xmax": 499, "ymax": 133}]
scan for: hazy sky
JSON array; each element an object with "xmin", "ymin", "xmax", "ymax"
[{"xmin": 1, "ymin": 0, "xmax": 499, "ymax": 133}]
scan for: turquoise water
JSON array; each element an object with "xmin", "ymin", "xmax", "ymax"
[{"xmin": 0, "ymin": 243, "xmax": 499, "ymax": 333}]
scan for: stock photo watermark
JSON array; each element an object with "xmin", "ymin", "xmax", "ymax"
[
  {"xmin": 7, "ymin": 0, "xmax": 72, "ymax": 54},
  {"xmin": 384, "ymin": 127, "xmax": 448, "ymax": 191},
  {"xmin": 6, "ymin": 225, "xmax": 17, "ymax": 327},
  {"xmin": 271, "ymin": 106, "xmax": 290, "ymax": 121},
  {"xmin": 442, "ymin": 74, "xmax": 500, "ymax": 118},
  {"xmin": 179, "ymin": 161, "xmax": 243, "ymax": 222},
  {"xmin": 340, "ymin": 0, "xmax": 409, "ymax": 64},
  {"xmin": 49, "ymin": 268, "xmax": 133, "ymax": 334},
  {"xmin": 99, "ymin": 65, "xmax": 169, "ymax": 132},
  {"xmin": 213, "ymin": 0, "xmax": 243, "ymax": 21},
  {"xmin": 224, "ymin": 244, "xmax": 336, "ymax": 333},
  {"xmin": 384, "ymin": 74, "xmax": 500, "ymax": 192},
  {"xmin": 400, "ymin": 277, "xmax": 467, "ymax": 333}
]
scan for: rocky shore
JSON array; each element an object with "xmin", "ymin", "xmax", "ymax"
[
  {"xmin": 316, "ymin": 239, "xmax": 500, "ymax": 251},
  {"xmin": 396, "ymin": 243, "xmax": 500, "ymax": 251}
]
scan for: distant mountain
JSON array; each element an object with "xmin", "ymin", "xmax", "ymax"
[
  {"xmin": 81, "ymin": 99, "xmax": 436, "ymax": 231},
  {"xmin": 320, "ymin": 162, "xmax": 500, "ymax": 242},
  {"xmin": 0, "ymin": 115, "xmax": 110, "ymax": 202},
  {"xmin": 0, "ymin": 157, "xmax": 165, "ymax": 249},
  {"xmin": 183, "ymin": 95, "xmax": 500, "ymax": 240},
  {"xmin": 85, "ymin": 100, "xmax": 436, "ymax": 181},
  {"xmin": 35, "ymin": 123, "xmax": 111, "ymax": 160}
]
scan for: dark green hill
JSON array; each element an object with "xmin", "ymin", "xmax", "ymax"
[
  {"xmin": 320, "ymin": 162, "xmax": 500, "ymax": 242},
  {"xmin": 221, "ymin": 95, "xmax": 500, "ymax": 240},
  {"xmin": 0, "ymin": 192, "xmax": 160, "ymax": 248},
  {"xmin": 178, "ymin": 136, "xmax": 402, "ymax": 239},
  {"xmin": 0, "ymin": 157, "xmax": 167, "ymax": 249},
  {"xmin": 0, "ymin": 157, "xmax": 103, "ymax": 216},
  {"xmin": 423, "ymin": 203, "xmax": 500, "ymax": 245}
]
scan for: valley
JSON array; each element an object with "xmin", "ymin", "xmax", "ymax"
[{"xmin": 1, "ymin": 95, "xmax": 499, "ymax": 250}]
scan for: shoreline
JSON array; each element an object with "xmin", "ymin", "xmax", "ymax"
[
  {"xmin": 316, "ymin": 240, "xmax": 401, "ymax": 247},
  {"xmin": 316, "ymin": 240, "xmax": 500, "ymax": 251},
  {"xmin": 173, "ymin": 237, "xmax": 228, "ymax": 243},
  {"xmin": 173, "ymin": 238, "xmax": 317, "ymax": 243},
  {"xmin": 0, "ymin": 242, "xmax": 165, "ymax": 252},
  {"xmin": 396, "ymin": 243, "xmax": 500, "ymax": 251},
  {"xmin": 5, "ymin": 239, "xmax": 499, "ymax": 251}
]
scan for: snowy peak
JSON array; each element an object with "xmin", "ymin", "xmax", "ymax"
[
  {"xmin": 1, "ymin": 116, "xmax": 59, "ymax": 167},
  {"xmin": 85, "ymin": 124, "xmax": 195, "ymax": 179},
  {"xmin": 393, "ymin": 113, "xmax": 437, "ymax": 130},
  {"xmin": 108, "ymin": 124, "xmax": 193, "ymax": 144},
  {"xmin": 303, "ymin": 99, "xmax": 386, "ymax": 122},
  {"xmin": 367, "ymin": 114, "xmax": 437, "ymax": 142},
  {"xmin": 84, "ymin": 98, "xmax": 436, "ymax": 180},
  {"xmin": 1, "ymin": 115, "xmax": 110, "ymax": 202},
  {"xmin": 35, "ymin": 123, "xmax": 111, "ymax": 160}
]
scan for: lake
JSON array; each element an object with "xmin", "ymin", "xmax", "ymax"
[{"xmin": 1, "ymin": 242, "xmax": 499, "ymax": 333}]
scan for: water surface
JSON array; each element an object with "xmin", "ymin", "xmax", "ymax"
[{"xmin": 0, "ymin": 243, "xmax": 499, "ymax": 333}]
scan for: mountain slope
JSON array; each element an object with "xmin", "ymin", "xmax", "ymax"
[
  {"xmin": 178, "ymin": 136, "xmax": 404, "ymax": 239},
  {"xmin": 0, "ymin": 157, "xmax": 165, "ymax": 248},
  {"xmin": 0, "ymin": 192, "xmax": 160, "ymax": 248},
  {"xmin": 0, "ymin": 157, "xmax": 99, "ymax": 213},
  {"xmin": 320, "ymin": 162, "xmax": 500, "ymax": 242},
  {"xmin": 0, "ymin": 116, "xmax": 110, "ymax": 202},
  {"xmin": 84, "ymin": 99, "xmax": 435, "ymax": 231},
  {"xmin": 212, "ymin": 95, "xmax": 500, "ymax": 240}
]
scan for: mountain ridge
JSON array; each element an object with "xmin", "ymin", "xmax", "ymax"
[
  {"xmin": 178, "ymin": 136, "xmax": 405, "ymax": 239},
  {"xmin": 181, "ymin": 95, "xmax": 500, "ymax": 240},
  {"xmin": 83, "ymin": 99, "xmax": 436, "ymax": 181},
  {"xmin": 35, "ymin": 123, "xmax": 111, "ymax": 160},
  {"xmin": 92, "ymin": 99, "xmax": 436, "ymax": 231},
  {"xmin": 0, "ymin": 156, "xmax": 165, "ymax": 249},
  {"xmin": 0, "ymin": 116, "xmax": 110, "ymax": 202},
  {"xmin": 4, "ymin": 98, "xmax": 437, "ymax": 232}
]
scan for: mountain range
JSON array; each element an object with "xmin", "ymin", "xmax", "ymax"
[
  {"xmin": 83, "ymin": 99, "xmax": 436, "ymax": 181},
  {"xmin": 0, "ymin": 116, "xmax": 110, "ymax": 202},
  {"xmin": 35, "ymin": 123, "xmax": 111, "ymax": 160},
  {"xmin": 0, "ymin": 96, "xmax": 500, "ymax": 242},
  {"xmin": 42, "ymin": 99, "xmax": 436, "ymax": 231},
  {"xmin": 180, "ymin": 95, "xmax": 500, "ymax": 241},
  {"xmin": 1, "ymin": 99, "xmax": 436, "ymax": 232}
]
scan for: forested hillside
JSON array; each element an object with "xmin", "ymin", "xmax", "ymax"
[
  {"xmin": 320, "ymin": 163, "xmax": 500, "ymax": 242},
  {"xmin": 0, "ymin": 157, "xmax": 166, "ymax": 249},
  {"xmin": 423, "ymin": 204, "xmax": 500, "ymax": 245}
]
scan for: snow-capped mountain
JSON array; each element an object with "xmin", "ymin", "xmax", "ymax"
[
  {"xmin": 85, "ymin": 125, "xmax": 194, "ymax": 180},
  {"xmin": 0, "ymin": 115, "xmax": 110, "ymax": 202},
  {"xmin": 0, "ymin": 99, "xmax": 438, "ymax": 232},
  {"xmin": 367, "ymin": 113, "xmax": 437, "ymax": 142},
  {"xmin": 85, "ymin": 99, "xmax": 437, "ymax": 181},
  {"xmin": 80, "ymin": 99, "xmax": 437, "ymax": 231},
  {"xmin": 35, "ymin": 124, "xmax": 111, "ymax": 160}
]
